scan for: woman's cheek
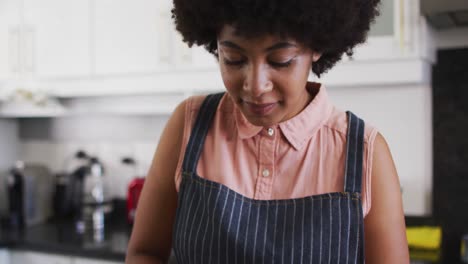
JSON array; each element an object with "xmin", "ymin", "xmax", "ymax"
[{"xmin": 220, "ymin": 66, "xmax": 244, "ymax": 93}]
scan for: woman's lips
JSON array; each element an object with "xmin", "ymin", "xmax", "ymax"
[{"xmin": 244, "ymin": 101, "xmax": 277, "ymax": 116}]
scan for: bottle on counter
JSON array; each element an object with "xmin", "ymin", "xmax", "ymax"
[{"xmin": 7, "ymin": 161, "xmax": 25, "ymax": 229}]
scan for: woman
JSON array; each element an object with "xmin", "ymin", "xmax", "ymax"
[{"xmin": 126, "ymin": 0, "xmax": 409, "ymax": 263}]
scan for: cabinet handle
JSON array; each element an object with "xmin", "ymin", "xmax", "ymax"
[
  {"xmin": 397, "ymin": 0, "xmax": 413, "ymax": 53},
  {"xmin": 158, "ymin": 12, "xmax": 171, "ymax": 63},
  {"xmin": 24, "ymin": 26, "xmax": 36, "ymax": 73},
  {"xmin": 9, "ymin": 27, "xmax": 20, "ymax": 73}
]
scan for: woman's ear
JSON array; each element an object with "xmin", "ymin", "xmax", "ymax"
[{"xmin": 312, "ymin": 52, "xmax": 322, "ymax": 62}]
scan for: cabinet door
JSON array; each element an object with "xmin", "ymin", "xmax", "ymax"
[
  {"xmin": 173, "ymin": 30, "xmax": 218, "ymax": 71},
  {"xmin": 22, "ymin": 0, "xmax": 90, "ymax": 78},
  {"xmin": 0, "ymin": 0, "xmax": 21, "ymax": 80},
  {"xmin": 94, "ymin": 0, "xmax": 171, "ymax": 75},
  {"xmin": 191, "ymin": 45, "xmax": 218, "ymax": 70},
  {"xmin": 369, "ymin": 0, "xmax": 394, "ymax": 37},
  {"xmin": 73, "ymin": 257, "xmax": 123, "ymax": 264},
  {"xmin": 10, "ymin": 251, "xmax": 72, "ymax": 264}
]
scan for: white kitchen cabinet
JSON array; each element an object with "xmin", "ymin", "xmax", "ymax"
[
  {"xmin": 369, "ymin": 0, "xmax": 394, "ymax": 37},
  {"xmin": 338, "ymin": 0, "xmax": 433, "ymax": 62},
  {"xmin": 94, "ymin": 0, "xmax": 171, "ymax": 75},
  {"xmin": 0, "ymin": 0, "xmax": 21, "ymax": 80},
  {"xmin": 172, "ymin": 31, "xmax": 218, "ymax": 71},
  {"xmin": 73, "ymin": 257, "xmax": 123, "ymax": 264},
  {"xmin": 177, "ymin": 42, "xmax": 218, "ymax": 71},
  {"xmin": 10, "ymin": 251, "xmax": 72, "ymax": 264},
  {"xmin": 0, "ymin": 0, "xmax": 90, "ymax": 80},
  {"xmin": 21, "ymin": 0, "xmax": 91, "ymax": 78}
]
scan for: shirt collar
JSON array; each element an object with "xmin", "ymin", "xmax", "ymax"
[{"xmin": 233, "ymin": 82, "xmax": 333, "ymax": 150}]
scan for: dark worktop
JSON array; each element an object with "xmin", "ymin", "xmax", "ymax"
[
  {"xmin": 0, "ymin": 213, "xmax": 463, "ymax": 263},
  {"xmin": 0, "ymin": 201, "xmax": 131, "ymax": 262}
]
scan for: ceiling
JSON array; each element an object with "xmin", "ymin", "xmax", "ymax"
[{"xmin": 421, "ymin": 0, "xmax": 468, "ymax": 29}]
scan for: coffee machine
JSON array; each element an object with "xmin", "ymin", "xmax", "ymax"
[
  {"xmin": 78, "ymin": 157, "xmax": 113, "ymax": 242},
  {"xmin": 53, "ymin": 151, "xmax": 112, "ymax": 240},
  {"xmin": 53, "ymin": 150, "xmax": 89, "ymax": 218}
]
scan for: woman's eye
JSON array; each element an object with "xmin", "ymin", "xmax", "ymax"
[
  {"xmin": 223, "ymin": 58, "xmax": 246, "ymax": 66},
  {"xmin": 269, "ymin": 59, "xmax": 293, "ymax": 68}
]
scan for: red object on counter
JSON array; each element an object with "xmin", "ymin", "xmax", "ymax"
[{"xmin": 127, "ymin": 177, "xmax": 145, "ymax": 224}]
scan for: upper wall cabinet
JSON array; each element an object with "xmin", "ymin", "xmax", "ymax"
[
  {"xmin": 0, "ymin": 0, "xmax": 90, "ymax": 80},
  {"xmin": 370, "ymin": 0, "xmax": 395, "ymax": 37},
  {"xmin": 22, "ymin": 0, "xmax": 91, "ymax": 78},
  {"xmin": 94, "ymin": 0, "xmax": 171, "ymax": 75},
  {"xmin": 348, "ymin": 0, "xmax": 434, "ymax": 61},
  {"xmin": 1, "ymin": 0, "xmax": 436, "ymax": 101},
  {"xmin": 317, "ymin": 0, "xmax": 436, "ymax": 88},
  {"xmin": 93, "ymin": 0, "xmax": 216, "ymax": 75},
  {"xmin": 0, "ymin": 0, "xmax": 21, "ymax": 80}
]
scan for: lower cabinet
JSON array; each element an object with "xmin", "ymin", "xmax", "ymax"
[
  {"xmin": 0, "ymin": 249, "xmax": 11, "ymax": 264},
  {"xmin": 9, "ymin": 251, "xmax": 124, "ymax": 264},
  {"xmin": 10, "ymin": 251, "xmax": 71, "ymax": 264},
  {"xmin": 73, "ymin": 257, "xmax": 124, "ymax": 264}
]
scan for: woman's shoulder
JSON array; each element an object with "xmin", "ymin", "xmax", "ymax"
[
  {"xmin": 184, "ymin": 94, "xmax": 207, "ymax": 112},
  {"xmin": 323, "ymin": 106, "xmax": 379, "ymax": 145},
  {"xmin": 183, "ymin": 92, "xmax": 232, "ymax": 123}
]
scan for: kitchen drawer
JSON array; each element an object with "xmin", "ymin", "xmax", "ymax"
[
  {"xmin": 73, "ymin": 257, "xmax": 123, "ymax": 264},
  {"xmin": 10, "ymin": 251, "xmax": 72, "ymax": 264}
]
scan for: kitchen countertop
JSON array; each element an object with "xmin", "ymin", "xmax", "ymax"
[
  {"xmin": 0, "ymin": 212, "xmax": 462, "ymax": 263},
  {"xmin": 0, "ymin": 201, "xmax": 131, "ymax": 261}
]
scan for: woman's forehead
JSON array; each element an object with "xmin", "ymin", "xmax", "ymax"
[{"xmin": 218, "ymin": 25, "xmax": 298, "ymax": 46}]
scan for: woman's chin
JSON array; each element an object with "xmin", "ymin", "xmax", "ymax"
[{"xmin": 243, "ymin": 114, "xmax": 279, "ymax": 127}]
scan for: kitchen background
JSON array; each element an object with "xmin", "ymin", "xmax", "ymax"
[{"xmin": 0, "ymin": 0, "xmax": 468, "ymax": 263}]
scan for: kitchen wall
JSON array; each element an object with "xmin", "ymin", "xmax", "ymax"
[
  {"xmin": 17, "ymin": 115, "xmax": 169, "ymax": 199},
  {"xmin": 16, "ymin": 83, "xmax": 433, "ymax": 215},
  {"xmin": 0, "ymin": 119, "xmax": 18, "ymax": 170},
  {"xmin": 0, "ymin": 119, "xmax": 19, "ymax": 215}
]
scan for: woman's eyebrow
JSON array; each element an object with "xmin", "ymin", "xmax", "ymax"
[
  {"xmin": 219, "ymin": 40, "xmax": 297, "ymax": 52},
  {"xmin": 265, "ymin": 42, "xmax": 297, "ymax": 52},
  {"xmin": 219, "ymin": 41, "xmax": 245, "ymax": 51}
]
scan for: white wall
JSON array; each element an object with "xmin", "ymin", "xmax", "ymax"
[{"xmin": 18, "ymin": 115, "xmax": 169, "ymax": 199}]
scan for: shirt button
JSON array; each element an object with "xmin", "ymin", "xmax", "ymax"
[
  {"xmin": 267, "ymin": 128, "xmax": 274, "ymax": 136},
  {"xmin": 262, "ymin": 169, "xmax": 270, "ymax": 177}
]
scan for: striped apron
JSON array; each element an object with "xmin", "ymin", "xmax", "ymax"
[{"xmin": 172, "ymin": 93, "xmax": 365, "ymax": 263}]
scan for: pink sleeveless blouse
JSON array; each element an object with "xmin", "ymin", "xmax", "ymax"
[{"xmin": 174, "ymin": 82, "xmax": 378, "ymax": 216}]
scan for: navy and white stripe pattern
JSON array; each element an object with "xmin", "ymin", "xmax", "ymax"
[{"xmin": 172, "ymin": 93, "xmax": 366, "ymax": 263}]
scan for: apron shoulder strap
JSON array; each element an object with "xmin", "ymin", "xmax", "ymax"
[
  {"xmin": 182, "ymin": 92, "xmax": 225, "ymax": 174},
  {"xmin": 343, "ymin": 111, "xmax": 365, "ymax": 194}
]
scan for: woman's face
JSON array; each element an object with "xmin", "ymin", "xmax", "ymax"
[{"xmin": 217, "ymin": 25, "xmax": 321, "ymax": 127}]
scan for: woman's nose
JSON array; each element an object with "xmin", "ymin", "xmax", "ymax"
[{"xmin": 243, "ymin": 64, "xmax": 273, "ymax": 97}]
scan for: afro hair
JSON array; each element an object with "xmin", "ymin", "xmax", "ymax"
[{"xmin": 172, "ymin": 0, "xmax": 381, "ymax": 77}]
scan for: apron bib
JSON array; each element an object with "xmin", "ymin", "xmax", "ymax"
[{"xmin": 172, "ymin": 93, "xmax": 366, "ymax": 264}]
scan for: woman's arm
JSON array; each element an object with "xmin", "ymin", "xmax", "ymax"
[
  {"xmin": 125, "ymin": 100, "xmax": 187, "ymax": 264},
  {"xmin": 364, "ymin": 132, "xmax": 410, "ymax": 263}
]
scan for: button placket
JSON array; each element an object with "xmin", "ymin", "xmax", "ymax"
[
  {"xmin": 254, "ymin": 127, "xmax": 276, "ymax": 199},
  {"xmin": 267, "ymin": 127, "xmax": 274, "ymax": 136}
]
